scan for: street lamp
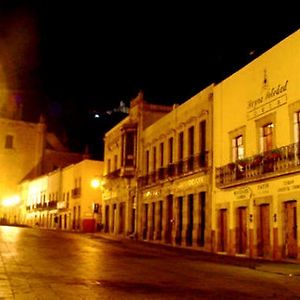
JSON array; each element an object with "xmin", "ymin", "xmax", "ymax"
[{"xmin": 90, "ymin": 177, "xmax": 104, "ymax": 232}]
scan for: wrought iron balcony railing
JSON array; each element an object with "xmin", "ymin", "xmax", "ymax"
[
  {"xmin": 139, "ymin": 151, "xmax": 209, "ymax": 188},
  {"xmin": 216, "ymin": 143, "xmax": 300, "ymax": 188}
]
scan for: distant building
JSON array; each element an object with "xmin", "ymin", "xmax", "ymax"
[
  {"xmin": 0, "ymin": 92, "xmax": 86, "ymax": 224},
  {"xmin": 21, "ymin": 159, "xmax": 104, "ymax": 232}
]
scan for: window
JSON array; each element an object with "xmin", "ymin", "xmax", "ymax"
[
  {"xmin": 199, "ymin": 120, "xmax": 206, "ymax": 153},
  {"xmin": 294, "ymin": 111, "xmax": 300, "ymax": 143},
  {"xmin": 160, "ymin": 142, "xmax": 164, "ymax": 167},
  {"xmin": 232, "ymin": 135, "xmax": 244, "ymax": 161},
  {"xmin": 262, "ymin": 123, "xmax": 273, "ymax": 151},
  {"xmin": 145, "ymin": 150, "xmax": 149, "ymax": 174},
  {"xmin": 168, "ymin": 137, "xmax": 173, "ymax": 163},
  {"xmin": 178, "ymin": 131, "xmax": 184, "ymax": 160},
  {"xmin": 125, "ymin": 131, "xmax": 135, "ymax": 166},
  {"xmin": 4, "ymin": 135, "xmax": 13, "ymax": 149},
  {"xmin": 188, "ymin": 126, "xmax": 194, "ymax": 157},
  {"xmin": 256, "ymin": 114, "xmax": 275, "ymax": 154},
  {"xmin": 152, "ymin": 146, "xmax": 156, "ymax": 171}
]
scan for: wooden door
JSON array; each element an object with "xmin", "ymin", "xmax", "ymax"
[
  {"xmin": 143, "ymin": 204, "xmax": 149, "ymax": 239},
  {"xmin": 257, "ymin": 204, "xmax": 270, "ymax": 257},
  {"xmin": 119, "ymin": 202, "xmax": 125, "ymax": 234},
  {"xmin": 176, "ymin": 197, "xmax": 183, "ymax": 245},
  {"xmin": 218, "ymin": 209, "xmax": 227, "ymax": 252},
  {"xmin": 284, "ymin": 201, "xmax": 298, "ymax": 258},
  {"xmin": 165, "ymin": 195, "xmax": 173, "ymax": 243},
  {"xmin": 236, "ymin": 207, "xmax": 247, "ymax": 254},
  {"xmin": 105, "ymin": 206, "xmax": 110, "ymax": 232}
]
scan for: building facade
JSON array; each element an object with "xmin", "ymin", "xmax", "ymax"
[
  {"xmin": 102, "ymin": 92, "xmax": 173, "ymax": 238},
  {"xmin": 138, "ymin": 85, "xmax": 213, "ymax": 251},
  {"xmin": 213, "ymin": 29, "xmax": 300, "ymax": 260},
  {"xmin": 0, "ymin": 116, "xmax": 45, "ymax": 223},
  {"xmin": 22, "ymin": 159, "xmax": 104, "ymax": 232},
  {"xmin": 0, "ymin": 96, "xmax": 84, "ymax": 224}
]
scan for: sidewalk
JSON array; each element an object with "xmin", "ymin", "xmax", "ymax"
[{"xmin": 88, "ymin": 232, "xmax": 300, "ymax": 277}]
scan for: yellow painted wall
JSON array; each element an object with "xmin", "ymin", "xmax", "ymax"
[{"xmin": 214, "ymin": 29, "xmax": 300, "ymax": 166}]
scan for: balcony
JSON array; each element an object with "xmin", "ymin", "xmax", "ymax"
[
  {"xmin": 139, "ymin": 152, "xmax": 209, "ymax": 188},
  {"xmin": 71, "ymin": 187, "xmax": 81, "ymax": 198},
  {"xmin": 216, "ymin": 143, "xmax": 300, "ymax": 188},
  {"xmin": 48, "ymin": 201, "xmax": 57, "ymax": 209},
  {"xmin": 105, "ymin": 169, "xmax": 121, "ymax": 179}
]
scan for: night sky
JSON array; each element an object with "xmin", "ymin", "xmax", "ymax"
[{"xmin": 1, "ymin": 1, "xmax": 300, "ymax": 158}]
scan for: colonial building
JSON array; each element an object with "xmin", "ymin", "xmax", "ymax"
[
  {"xmin": 102, "ymin": 91, "xmax": 173, "ymax": 237},
  {"xmin": 22, "ymin": 159, "xmax": 104, "ymax": 232},
  {"xmin": 138, "ymin": 85, "xmax": 213, "ymax": 251},
  {"xmin": 213, "ymin": 29, "xmax": 300, "ymax": 260},
  {"xmin": 0, "ymin": 94, "xmax": 84, "ymax": 224}
]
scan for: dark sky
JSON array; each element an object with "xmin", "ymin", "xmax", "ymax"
[{"xmin": 1, "ymin": 1, "xmax": 300, "ymax": 158}]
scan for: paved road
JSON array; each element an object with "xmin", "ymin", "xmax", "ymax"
[{"xmin": 0, "ymin": 226, "xmax": 300, "ymax": 299}]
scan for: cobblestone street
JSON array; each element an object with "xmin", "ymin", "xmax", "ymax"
[{"xmin": 0, "ymin": 226, "xmax": 300, "ymax": 299}]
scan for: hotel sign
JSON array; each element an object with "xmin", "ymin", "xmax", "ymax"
[{"xmin": 247, "ymin": 80, "xmax": 288, "ymax": 120}]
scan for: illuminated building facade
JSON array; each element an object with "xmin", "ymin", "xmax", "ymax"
[
  {"xmin": 0, "ymin": 95, "xmax": 84, "ymax": 223},
  {"xmin": 138, "ymin": 85, "xmax": 213, "ymax": 250},
  {"xmin": 213, "ymin": 29, "xmax": 300, "ymax": 260},
  {"xmin": 102, "ymin": 92, "xmax": 173, "ymax": 237},
  {"xmin": 0, "ymin": 116, "xmax": 45, "ymax": 223},
  {"xmin": 22, "ymin": 159, "xmax": 104, "ymax": 232}
]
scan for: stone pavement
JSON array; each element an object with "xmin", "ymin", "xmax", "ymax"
[
  {"xmin": 90, "ymin": 232, "xmax": 300, "ymax": 278},
  {"xmin": 0, "ymin": 227, "xmax": 299, "ymax": 299}
]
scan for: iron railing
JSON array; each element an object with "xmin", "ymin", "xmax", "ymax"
[{"xmin": 216, "ymin": 143, "xmax": 300, "ymax": 187}]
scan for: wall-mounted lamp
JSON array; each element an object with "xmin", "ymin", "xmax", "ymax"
[{"xmin": 273, "ymin": 214, "xmax": 277, "ymax": 222}]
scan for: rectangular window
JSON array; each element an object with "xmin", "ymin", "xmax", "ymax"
[
  {"xmin": 232, "ymin": 135, "xmax": 244, "ymax": 161},
  {"xmin": 188, "ymin": 126, "xmax": 194, "ymax": 157},
  {"xmin": 153, "ymin": 146, "xmax": 156, "ymax": 171},
  {"xmin": 178, "ymin": 132, "xmax": 184, "ymax": 160},
  {"xmin": 125, "ymin": 131, "xmax": 135, "ymax": 166},
  {"xmin": 199, "ymin": 121, "xmax": 206, "ymax": 166},
  {"xmin": 145, "ymin": 150, "xmax": 149, "ymax": 174},
  {"xmin": 160, "ymin": 142, "xmax": 164, "ymax": 167},
  {"xmin": 199, "ymin": 121, "xmax": 206, "ymax": 153},
  {"xmin": 4, "ymin": 135, "xmax": 13, "ymax": 149},
  {"xmin": 168, "ymin": 137, "xmax": 173, "ymax": 163},
  {"xmin": 262, "ymin": 123, "xmax": 273, "ymax": 151},
  {"xmin": 294, "ymin": 111, "xmax": 300, "ymax": 143}
]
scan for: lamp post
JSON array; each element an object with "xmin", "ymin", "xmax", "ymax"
[{"xmin": 90, "ymin": 177, "xmax": 104, "ymax": 232}]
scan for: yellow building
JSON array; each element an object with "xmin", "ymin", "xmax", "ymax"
[
  {"xmin": 103, "ymin": 91, "xmax": 173, "ymax": 237},
  {"xmin": 138, "ymin": 85, "xmax": 213, "ymax": 250},
  {"xmin": 0, "ymin": 95, "xmax": 84, "ymax": 224},
  {"xmin": 213, "ymin": 29, "xmax": 300, "ymax": 260},
  {"xmin": 0, "ymin": 116, "xmax": 45, "ymax": 223},
  {"xmin": 22, "ymin": 159, "xmax": 104, "ymax": 232}
]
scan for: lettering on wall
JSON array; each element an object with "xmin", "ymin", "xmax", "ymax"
[
  {"xmin": 256, "ymin": 183, "xmax": 269, "ymax": 194},
  {"xmin": 233, "ymin": 187, "xmax": 252, "ymax": 200},
  {"xmin": 278, "ymin": 179, "xmax": 300, "ymax": 193},
  {"xmin": 247, "ymin": 80, "xmax": 288, "ymax": 120}
]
